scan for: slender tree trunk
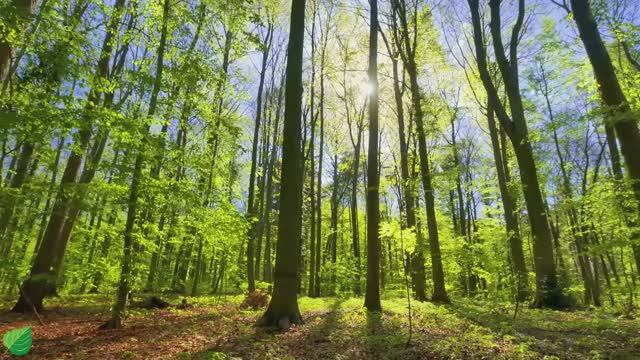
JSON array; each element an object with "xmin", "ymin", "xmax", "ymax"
[
  {"xmin": 247, "ymin": 22, "xmax": 274, "ymax": 293},
  {"xmin": 0, "ymin": 141, "xmax": 35, "ymax": 254},
  {"xmin": 392, "ymin": 0, "xmax": 448, "ymax": 303},
  {"xmin": 364, "ymin": 0, "xmax": 382, "ymax": 312},
  {"xmin": 486, "ymin": 100, "xmax": 528, "ymax": 300},
  {"xmin": 34, "ymin": 136, "xmax": 65, "ymax": 254},
  {"xmin": 329, "ymin": 151, "xmax": 339, "ymax": 292},
  {"xmin": 350, "ymin": 128, "xmax": 362, "ymax": 295},
  {"xmin": 539, "ymin": 64, "xmax": 600, "ymax": 306},
  {"xmin": 191, "ymin": 236, "xmax": 204, "ymax": 296},
  {"xmin": 570, "ymin": 0, "xmax": 640, "ymax": 274},
  {"xmin": 263, "ymin": 75, "xmax": 284, "ymax": 283},
  {"xmin": 314, "ymin": 41, "xmax": 326, "ymax": 297},
  {"xmin": 468, "ymin": 0, "xmax": 562, "ymax": 307},
  {"xmin": 570, "ymin": 0, "xmax": 640, "ymax": 224},
  {"xmin": 306, "ymin": 4, "xmax": 318, "ymax": 297},
  {"xmin": 103, "ymin": 0, "xmax": 169, "ymax": 329},
  {"xmin": 12, "ymin": 0, "xmax": 126, "ymax": 312}
]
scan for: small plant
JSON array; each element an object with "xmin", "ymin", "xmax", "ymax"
[
  {"xmin": 618, "ymin": 302, "xmax": 637, "ymax": 320},
  {"xmin": 206, "ymin": 352, "xmax": 241, "ymax": 360},
  {"xmin": 176, "ymin": 351, "xmax": 191, "ymax": 360},
  {"xmin": 120, "ymin": 350, "xmax": 138, "ymax": 360},
  {"xmin": 240, "ymin": 290, "xmax": 270, "ymax": 310}
]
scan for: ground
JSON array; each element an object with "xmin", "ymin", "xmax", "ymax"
[{"xmin": 1, "ymin": 294, "xmax": 639, "ymax": 359}]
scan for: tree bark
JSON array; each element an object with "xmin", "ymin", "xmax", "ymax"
[
  {"xmin": 263, "ymin": 74, "xmax": 284, "ymax": 283},
  {"xmin": 364, "ymin": 0, "xmax": 382, "ymax": 312},
  {"xmin": 0, "ymin": 0, "xmax": 34, "ymax": 83},
  {"xmin": 468, "ymin": 0, "xmax": 563, "ymax": 307},
  {"xmin": 103, "ymin": 0, "xmax": 169, "ymax": 329},
  {"xmin": 258, "ymin": 0, "xmax": 304, "ymax": 329},
  {"xmin": 247, "ymin": 21, "xmax": 274, "ymax": 293},
  {"xmin": 486, "ymin": 99, "xmax": 528, "ymax": 300},
  {"xmin": 12, "ymin": 0, "xmax": 126, "ymax": 312},
  {"xmin": 570, "ymin": 0, "xmax": 640, "ymax": 275}
]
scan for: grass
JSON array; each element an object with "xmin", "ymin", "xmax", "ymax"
[{"xmin": 1, "ymin": 294, "xmax": 639, "ymax": 359}]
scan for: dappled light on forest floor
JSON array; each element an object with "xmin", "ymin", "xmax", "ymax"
[{"xmin": 2, "ymin": 295, "xmax": 639, "ymax": 359}]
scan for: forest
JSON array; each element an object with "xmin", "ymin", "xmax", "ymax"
[{"xmin": 1, "ymin": 0, "xmax": 640, "ymax": 358}]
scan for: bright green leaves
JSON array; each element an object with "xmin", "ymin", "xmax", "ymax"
[{"xmin": 2, "ymin": 326, "xmax": 33, "ymax": 356}]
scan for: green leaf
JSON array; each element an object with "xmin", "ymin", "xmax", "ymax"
[{"xmin": 2, "ymin": 326, "xmax": 33, "ymax": 356}]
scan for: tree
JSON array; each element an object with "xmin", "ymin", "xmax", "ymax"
[
  {"xmin": 246, "ymin": 7, "xmax": 275, "ymax": 293},
  {"xmin": 12, "ymin": 0, "xmax": 127, "ymax": 312},
  {"xmin": 391, "ymin": 0, "xmax": 449, "ymax": 303},
  {"xmin": 467, "ymin": 0, "xmax": 564, "ymax": 308},
  {"xmin": 258, "ymin": 0, "xmax": 305, "ymax": 330},
  {"xmin": 0, "ymin": 0, "xmax": 34, "ymax": 84},
  {"xmin": 102, "ymin": 0, "xmax": 171, "ymax": 329},
  {"xmin": 568, "ymin": 0, "xmax": 640, "ymax": 272},
  {"xmin": 364, "ymin": 0, "xmax": 382, "ymax": 312}
]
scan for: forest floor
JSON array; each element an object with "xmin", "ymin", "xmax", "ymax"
[{"xmin": 1, "ymin": 294, "xmax": 639, "ymax": 360}]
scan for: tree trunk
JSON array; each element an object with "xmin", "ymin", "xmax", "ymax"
[
  {"xmin": 486, "ymin": 100, "xmax": 528, "ymax": 300},
  {"xmin": 329, "ymin": 151, "xmax": 339, "ymax": 292},
  {"xmin": 364, "ymin": 0, "xmax": 382, "ymax": 312},
  {"xmin": 0, "ymin": 0, "xmax": 34, "ymax": 83},
  {"xmin": 12, "ymin": 0, "xmax": 127, "ymax": 312},
  {"xmin": 247, "ymin": 22, "xmax": 274, "ymax": 293},
  {"xmin": 314, "ymin": 39, "xmax": 326, "ymax": 297},
  {"xmin": 0, "ymin": 141, "xmax": 35, "ymax": 254},
  {"xmin": 263, "ymin": 74, "xmax": 284, "ymax": 283},
  {"xmin": 258, "ymin": 0, "xmax": 305, "ymax": 329},
  {"xmin": 191, "ymin": 236, "xmax": 204, "ymax": 296},
  {"xmin": 570, "ymin": 0, "xmax": 640, "ymax": 275},
  {"xmin": 570, "ymin": 0, "xmax": 640, "ymax": 210},
  {"xmin": 34, "ymin": 136, "xmax": 65, "ymax": 254},
  {"xmin": 392, "ymin": 0, "xmax": 448, "ymax": 303},
  {"xmin": 468, "ymin": 0, "xmax": 563, "ymax": 307},
  {"xmin": 103, "ymin": 0, "xmax": 169, "ymax": 329}
]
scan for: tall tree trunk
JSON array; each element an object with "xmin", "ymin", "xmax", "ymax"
[
  {"xmin": 307, "ymin": 4, "xmax": 318, "ymax": 297},
  {"xmin": 392, "ymin": 0, "xmax": 448, "ymax": 303},
  {"xmin": 191, "ymin": 236, "xmax": 204, "ymax": 296},
  {"xmin": 364, "ymin": 0, "xmax": 382, "ymax": 312},
  {"xmin": 350, "ymin": 127, "xmax": 363, "ymax": 295},
  {"xmin": 538, "ymin": 63, "xmax": 600, "ymax": 306},
  {"xmin": 570, "ymin": 0, "xmax": 640, "ymax": 275},
  {"xmin": 247, "ymin": 22, "xmax": 274, "ymax": 293},
  {"xmin": 486, "ymin": 100, "xmax": 528, "ymax": 300},
  {"xmin": 263, "ymin": 74, "xmax": 284, "ymax": 283},
  {"xmin": 12, "ymin": 0, "xmax": 126, "ymax": 312},
  {"xmin": 0, "ymin": 141, "xmax": 35, "ymax": 254},
  {"xmin": 381, "ymin": 26, "xmax": 427, "ymax": 300},
  {"xmin": 329, "ymin": 150, "xmax": 339, "ymax": 268},
  {"xmin": 258, "ymin": 0, "xmax": 305, "ymax": 330},
  {"xmin": 314, "ymin": 34, "xmax": 326, "ymax": 297},
  {"xmin": 468, "ymin": 0, "xmax": 563, "ymax": 307},
  {"xmin": 34, "ymin": 136, "xmax": 65, "ymax": 254},
  {"xmin": 102, "ymin": 0, "xmax": 169, "ymax": 329},
  {"xmin": 255, "ymin": 82, "xmax": 275, "ymax": 282}
]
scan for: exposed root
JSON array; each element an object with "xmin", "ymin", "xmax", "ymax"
[
  {"xmin": 98, "ymin": 318, "xmax": 120, "ymax": 330},
  {"xmin": 256, "ymin": 313, "xmax": 302, "ymax": 331}
]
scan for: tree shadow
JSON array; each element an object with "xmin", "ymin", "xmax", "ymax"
[
  {"xmin": 192, "ymin": 298, "xmax": 348, "ymax": 359},
  {"xmin": 446, "ymin": 301, "xmax": 640, "ymax": 359},
  {"xmin": 365, "ymin": 310, "xmax": 383, "ymax": 336}
]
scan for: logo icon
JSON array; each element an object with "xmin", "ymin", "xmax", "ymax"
[{"xmin": 2, "ymin": 326, "xmax": 33, "ymax": 356}]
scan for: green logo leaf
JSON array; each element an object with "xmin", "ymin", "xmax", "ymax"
[{"xmin": 2, "ymin": 326, "xmax": 33, "ymax": 356}]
